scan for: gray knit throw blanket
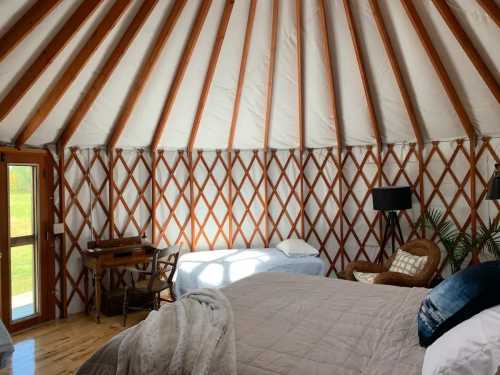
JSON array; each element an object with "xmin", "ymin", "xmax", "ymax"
[{"xmin": 117, "ymin": 288, "xmax": 237, "ymax": 375}]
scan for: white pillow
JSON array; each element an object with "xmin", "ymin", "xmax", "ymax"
[
  {"xmin": 353, "ymin": 271, "xmax": 378, "ymax": 284},
  {"xmin": 389, "ymin": 249, "xmax": 428, "ymax": 276},
  {"xmin": 276, "ymin": 239, "xmax": 319, "ymax": 257},
  {"xmin": 422, "ymin": 304, "xmax": 500, "ymax": 375}
]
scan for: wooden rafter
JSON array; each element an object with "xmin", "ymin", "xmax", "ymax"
[
  {"xmin": 14, "ymin": 0, "xmax": 131, "ymax": 148},
  {"xmin": 296, "ymin": 0, "xmax": 305, "ymax": 238},
  {"xmin": 432, "ymin": 0, "xmax": 500, "ymax": 103},
  {"xmin": 317, "ymin": 0, "xmax": 342, "ymax": 151},
  {"xmin": 343, "ymin": 0, "xmax": 382, "ymax": 148},
  {"xmin": 150, "ymin": 0, "xmax": 213, "ymax": 151},
  {"xmin": 368, "ymin": 0, "xmax": 424, "ymax": 148},
  {"xmin": 263, "ymin": 0, "xmax": 279, "ymax": 247},
  {"xmin": 296, "ymin": 0, "xmax": 305, "ymax": 152},
  {"xmin": 0, "ymin": 0, "xmax": 62, "ymax": 62},
  {"xmin": 225, "ymin": 0, "xmax": 256, "ymax": 248},
  {"xmin": 402, "ymin": 0, "xmax": 476, "ymax": 141},
  {"xmin": 0, "ymin": 0, "xmax": 102, "ymax": 122},
  {"xmin": 227, "ymin": 0, "xmax": 257, "ymax": 151},
  {"xmin": 477, "ymin": 0, "xmax": 500, "ymax": 28},
  {"xmin": 263, "ymin": 0, "xmax": 279, "ymax": 150},
  {"xmin": 57, "ymin": 0, "xmax": 158, "ymax": 151},
  {"xmin": 187, "ymin": 0, "xmax": 235, "ymax": 151},
  {"xmin": 106, "ymin": 0, "xmax": 187, "ymax": 150}
]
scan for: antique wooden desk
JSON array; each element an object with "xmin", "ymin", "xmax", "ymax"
[{"xmin": 82, "ymin": 237, "xmax": 156, "ymax": 323}]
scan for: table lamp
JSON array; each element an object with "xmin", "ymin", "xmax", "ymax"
[{"xmin": 372, "ymin": 186, "xmax": 412, "ymax": 263}]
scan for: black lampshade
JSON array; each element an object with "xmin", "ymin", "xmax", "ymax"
[
  {"xmin": 372, "ymin": 186, "xmax": 412, "ymax": 211},
  {"xmin": 486, "ymin": 164, "xmax": 500, "ymax": 200}
]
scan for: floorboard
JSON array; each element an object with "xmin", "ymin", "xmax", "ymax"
[{"xmin": 1, "ymin": 311, "xmax": 148, "ymax": 375}]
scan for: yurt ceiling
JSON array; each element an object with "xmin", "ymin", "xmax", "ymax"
[{"xmin": 0, "ymin": 0, "xmax": 498, "ymax": 151}]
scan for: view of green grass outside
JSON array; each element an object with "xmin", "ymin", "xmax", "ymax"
[
  {"xmin": 11, "ymin": 245, "xmax": 34, "ymax": 296},
  {"xmin": 9, "ymin": 166, "xmax": 36, "ymax": 297}
]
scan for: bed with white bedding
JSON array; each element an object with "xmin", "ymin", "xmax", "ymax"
[
  {"xmin": 79, "ymin": 272, "xmax": 427, "ymax": 375},
  {"xmin": 174, "ymin": 248, "xmax": 327, "ymax": 296}
]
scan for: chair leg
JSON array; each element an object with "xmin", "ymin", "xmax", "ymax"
[
  {"xmin": 122, "ymin": 287, "xmax": 128, "ymax": 327},
  {"xmin": 154, "ymin": 292, "xmax": 160, "ymax": 310},
  {"xmin": 169, "ymin": 284, "xmax": 176, "ymax": 302}
]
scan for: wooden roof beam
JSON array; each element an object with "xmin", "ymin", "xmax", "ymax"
[
  {"xmin": 57, "ymin": 0, "xmax": 158, "ymax": 151},
  {"xmin": 187, "ymin": 0, "xmax": 235, "ymax": 152},
  {"xmin": 477, "ymin": 0, "xmax": 500, "ymax": 28},
  {"xmin": 263, "ymin": 0, "xmax": 279, "ymax": 150},
  {"xmin": 343, "ymin": 0, "xmax": 383, "ymax": 148},
  {"xmin": 432, "ymin": 0, "xmax": 500, "ymax": 103},
  {"xmin": 150, "ymin": 0, "xmax": 213, "ymax": 151},
  {"xmin": 0, "ymin": 0, "xmax": 62, "ymax": 62},
  {"xmin": 296, "ymin": 0, "xmax": 305, "ymax": 152},
  {"xmin": 15, "ymin": 0, "xmax": 131, "ymax": 148},
  {"xmin": 226, "ymin": 0, "xmax": 257, "ymax": 151},
  {"xmin": 368, "ymin": 0, "xmax": 424, "ymax": 148},
  {"xmin": 402, "ymin": 0, "xmax": 476, "ymax": 141},
  {"xmin": 106, "ymin": 0, "xmax": 187, "ymax": 150},
  {"xmin": 317, "ymin": 0, "xmax": 342, "ymax": 151},
  {"xmin": 0, "ymin": 0, "xmax": 102, "ymax": 122}
]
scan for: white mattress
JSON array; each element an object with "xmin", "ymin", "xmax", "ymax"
[{"xmin": 174, "ymin": 248, "xmax": 327, "ymax": 297}]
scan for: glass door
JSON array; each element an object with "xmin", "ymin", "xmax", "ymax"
[
  {"xmin": 0, "ymin": 150, "xmax": 55, "ymax": 332},
  {"xmin": 8, "ymin": 165, "xmax": 39, "ymax": 321}
]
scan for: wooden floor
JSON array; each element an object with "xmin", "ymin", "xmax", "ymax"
[{"xmin": 1, "ymin": 311, "xmax": 148, "ymax": 375}]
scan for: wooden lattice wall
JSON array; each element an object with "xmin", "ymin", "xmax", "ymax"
[{"xmin": 49, "ymin": 138, "xmax": 499, "ymax": 316}]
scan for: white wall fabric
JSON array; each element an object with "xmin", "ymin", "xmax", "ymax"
[{"xmin": 0, "ymin": 0, "xmax": 498, "ymax": 149}]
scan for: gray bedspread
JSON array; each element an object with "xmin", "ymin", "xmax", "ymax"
[{"xmin": 79, "ymin": 272, "xmax": 427, "ymax": 375}]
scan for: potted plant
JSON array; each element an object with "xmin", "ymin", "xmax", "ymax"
[{"xmin": 417, "ymin": 209, "xmax": 500, "ymax": 274}]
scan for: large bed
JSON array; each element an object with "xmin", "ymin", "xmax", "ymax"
[{"xmin": 80, "ymin": 272, "xmax": 427, "ymax": 374}]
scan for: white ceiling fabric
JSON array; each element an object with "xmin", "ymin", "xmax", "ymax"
[{"xmin": 0, "ymin": 0, "xmax": 498, "ymax": 150}]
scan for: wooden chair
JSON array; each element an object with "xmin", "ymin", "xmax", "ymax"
[
  {"xmin": 122, "ymin": 244, "xmax": 181, "ymax": 326},
  {"xmin": 344, "ymin": 239, "xmax": 441, "ymax": 287}
]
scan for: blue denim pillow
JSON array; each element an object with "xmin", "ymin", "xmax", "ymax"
[{"xmin": 417, "ymin": 260, "xmax": 500, "ymax": 347}]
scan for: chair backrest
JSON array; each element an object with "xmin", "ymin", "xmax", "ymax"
[
  {"xmin": 153, "ymin": 244, "xmax": 181, "ymax": 281},
  {"xmin": 384, "ymin": 239, "xmax": 441, "ymax": 286},
  {"xmin": 147, "ymin": 245, "xmax": 181, "ymax": 292}
]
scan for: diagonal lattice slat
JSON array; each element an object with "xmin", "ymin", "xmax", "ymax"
[
  {"xmin": 191, "ymin": 150, "xmax": 231, "ymax": 250},
  {"xmin": 341, "ymin": 146, "xmax": 381, "ymax": 264},
  {"xmin": 230, "ymin": 150, "xmax": 267, "ymax": 248},
  {"xmin": 112, "ymin": 149, "xmax": 152, "ymax": 238},
  {"xmin": 303, "ymin": 148, "xmax": 342, "ymax": 276},
  {"xmin": 422, "ymin": 140, "xmax": 473, "ymax": 274},
  {"xmin": 154, "ymin": 150, "xmax": 191, "ymax": 248},
  {"xmin": 267, "ymin": 149, "xmax": 302, "ymax": 245},
  {"xmin": 381, "ymin": 143, "xmax": 422, "ymax": 245},
  {"xmin": 63, "ymin": 148, "xmax": 109, "ymax": 313},
  {"xmin": 476, "ymin": 138, "xmax": 500, "ymax": 229}
]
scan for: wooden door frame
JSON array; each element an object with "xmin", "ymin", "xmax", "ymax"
[{"xmin": 0, "ymin": 148, "xmax": 55, "ymax": 332}]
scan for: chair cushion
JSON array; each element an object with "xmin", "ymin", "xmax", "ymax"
[
  {"xmin": 417, "ymin": 260, "xmax": 500, "ymax": 347},
  {"xmin": 389, "ymin": 249, "xmax": 427, "ymax": 276},
  {"xmin": 353, "ymin": 271, "xmax": 378, "ymax": 284}
]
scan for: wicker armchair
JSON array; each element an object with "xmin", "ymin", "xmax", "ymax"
[{"xmin": 344, "ymin": 239, "xmax": 441, "ymax": 287}]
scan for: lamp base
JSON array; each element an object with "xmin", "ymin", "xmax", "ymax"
[{"xmin": 376, "ymin": 211, "xmax": 404, "ymax": 264}]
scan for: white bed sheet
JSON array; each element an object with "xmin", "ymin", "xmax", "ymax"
[{"xmin": 174, "ymin": 248, "xmax": 327, "ymax": 296}]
